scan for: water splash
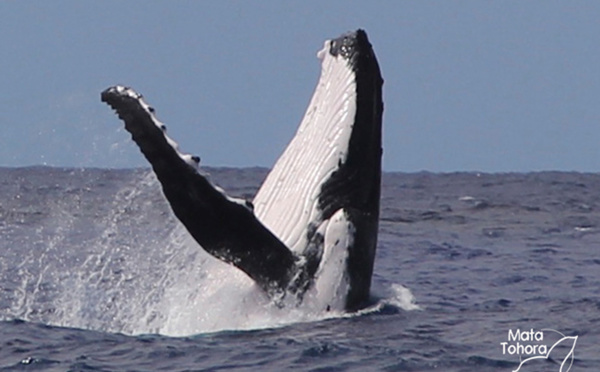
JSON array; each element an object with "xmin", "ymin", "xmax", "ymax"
[
  {"xmin": 385, "ymin": 283, "xmax": 422, "ymax": 311},
  {"xmin": 1, "ymin": 168, "xmax": 418, "ymax": 337}
]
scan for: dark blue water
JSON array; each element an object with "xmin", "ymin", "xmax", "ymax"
[{"xmin": 0, "ymin": 167, "xmax": 597, "ymax": 371}]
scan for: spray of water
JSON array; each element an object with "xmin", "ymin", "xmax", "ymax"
[{"xmin": 1, "ymin": 169, "xmax": 418, "ymax": 336}]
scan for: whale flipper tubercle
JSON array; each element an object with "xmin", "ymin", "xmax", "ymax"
[{"xmin": 101, "ymin": 86, "xmax": 297, "ymax": 297}]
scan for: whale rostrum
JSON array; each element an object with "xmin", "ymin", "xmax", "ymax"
[{"xmin": 101, "ymin": 29, "xmax": 383, "ymax": 311}]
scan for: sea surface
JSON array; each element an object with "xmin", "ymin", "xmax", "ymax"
[{"xmin": 0, "ymin": 167, "xmax": 598, "ymax": 371}]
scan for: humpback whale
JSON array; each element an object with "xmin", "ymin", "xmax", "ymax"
[{"xmin": 101, "ymin": 29, "xmax": 383, "ymax": 311}]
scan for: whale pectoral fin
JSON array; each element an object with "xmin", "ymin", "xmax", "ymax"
[
  {"xmin": 101, "ymin": 86, "xmax": 296, "ymax": 295},
  {"xmin": 306, "ymin": 207, "xmax": 378, "ymax": 311},
  {"xmin": 308, "ymin": 208, "xmax": 353, "ymax": 311}
]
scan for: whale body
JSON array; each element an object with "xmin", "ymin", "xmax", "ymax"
[{"xmin": 101, "ymin": 29, "xmax": 383, "ymax": 311}]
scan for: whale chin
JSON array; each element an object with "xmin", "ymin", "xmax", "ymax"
[{"xmin": 101, "ymin": 29, "xmax": 383, "ymax": 311}]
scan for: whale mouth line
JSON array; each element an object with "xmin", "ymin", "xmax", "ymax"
[{"xmin": 101, "ymin": 29, "xmax": 383, "ymax": 311}]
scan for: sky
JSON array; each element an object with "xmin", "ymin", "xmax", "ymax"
[{"xmin": 1, "ymin": 1, "xmax": 599, "ymax": 172}]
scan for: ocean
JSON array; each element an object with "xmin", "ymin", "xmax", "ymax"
[{"xmin": 0, "ymin": 167, "xmax": 597, "ymax": 371}]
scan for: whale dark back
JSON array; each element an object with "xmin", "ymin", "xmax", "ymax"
[{"xmin": 324, "ymin": 30, "xmax": 383, "ymax": 310}]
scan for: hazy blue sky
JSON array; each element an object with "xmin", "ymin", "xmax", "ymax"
[{"xmin": 1, "ymin": 1, "xmax": 599, "ymax": 172}]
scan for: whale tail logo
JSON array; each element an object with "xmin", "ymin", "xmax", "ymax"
[
  {"xmin": 512, "ymin": 329, "xmax": 578, "ymax": 372},
  {"xmin": 101, "ymin": 30, "xmax": 383, "ymax": 310}
]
